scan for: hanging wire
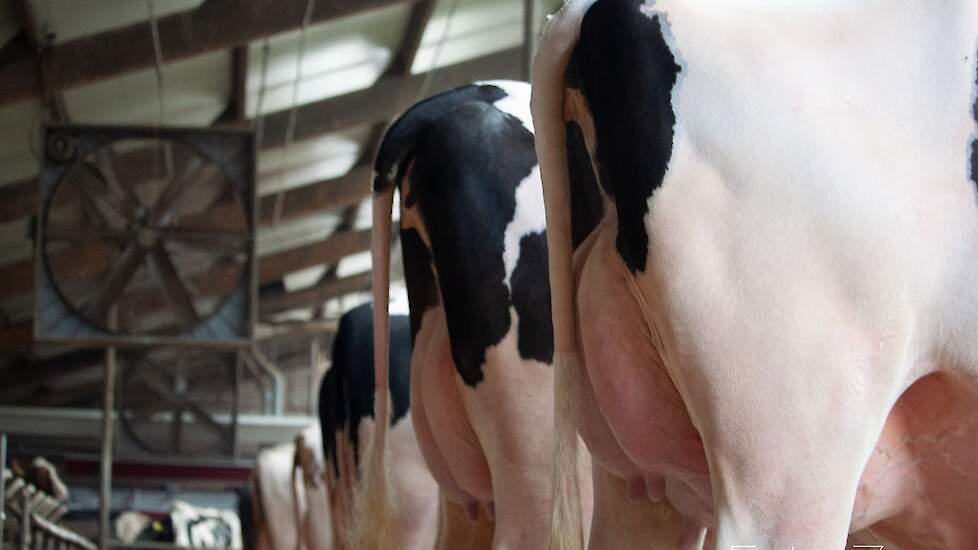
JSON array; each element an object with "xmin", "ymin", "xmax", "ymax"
[
  {"xmin": 416, "ymin": 0, "xmax": 463, "ymax": 103},
  {"xmin": 147, "ymin": 0, "xmax": 174, "ymax": 178},
  {"xmin": 271, "ymin": 0, "xmax": 317, "ymax": 227}
]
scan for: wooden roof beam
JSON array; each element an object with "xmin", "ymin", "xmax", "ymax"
[
  {"xmin": 258, "ymin": 46, "xmax": 520, "ymax": 149},
  {"xmin": 386, "ymin": 1, "xmax": 436, "ymax": 76},
  {"xmin": 0, "ymin": 0, "xmax": 419, "ymax": 106},
  {"xmin": 0, "ymin": 47, "xmax": 523, "ymax": 225},
  {"xmin": 259, "ymin": 227, "xmax": 371, "ymax": 284},
  {"xmin": 260, "ymin": 271, "xmax": 372, "ymax": 318}
]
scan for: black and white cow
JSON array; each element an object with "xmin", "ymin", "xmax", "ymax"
[
  {"xmin": 119, "ymin": 502, "xmax": 242, "ymax": 549},
  {"xmin": 533, "ymin": 0, "xmax": 978, "ymax": 549},
  {"xmin": 356, "ymin": 80, "xmax": 609, "ymax": 550},
  {"xmin": 319, "ymin": 303, "xmax": 438, "ymax": 550}
]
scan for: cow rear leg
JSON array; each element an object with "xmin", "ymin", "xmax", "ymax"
[
  {"xmin": 693, "ymin": 363, "xmax": 889, "ymax": 549},
  {"xmin": 411, "ymin": 310, "xmax": 483, "ymax": 507}
]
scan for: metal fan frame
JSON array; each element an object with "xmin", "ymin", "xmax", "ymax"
[
  {"xmin": 34, "ymin": 125, "xmax": 257, "ymax": 349},
  {"xmin": 118, "ymin": 348, "xmax": 239, "ymax": 457}
]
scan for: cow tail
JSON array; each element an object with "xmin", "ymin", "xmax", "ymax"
[
  {"xmin": 349, "ymin": 185, "xmax": 397, "ymax": 550},
  {"xmin": 532, "ymin": 3, "xmax": 594, "ymax": 550}
]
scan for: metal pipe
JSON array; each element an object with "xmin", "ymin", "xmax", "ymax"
[
  {"xmin": 308, "ymin": 338, "xmax": 321, "ymax": 415},
  {"xmin": 249, "ymin": 348, "xmax": 285, "ymax": 416},
  {"xmin": 231, "ymin": 354, "xmax": 240, "ymax": 459},
  {"xmin": 0, "ymin": 433, "xmax": 6, "ymax": 546},
  {"xmin": 99, "ymin": 347, "xmax": 117, "ymax": 550}
]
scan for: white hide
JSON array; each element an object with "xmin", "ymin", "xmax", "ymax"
[
  {"xmin": 502, "ymin": 165, "xmax": 547, "ymax": 288},
  {"xmin": 534, "ymin": 0, "xmax": 978, "ymax": 548},
  {"xmin": 479, "ymin": 79, "xmax": 536, "ymax": 133}
]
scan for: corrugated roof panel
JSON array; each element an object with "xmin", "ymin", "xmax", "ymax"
[
  {"xmin": 257, "ymin": 124, "xmax": 371, "ymax": 195},
  {"xmin": 0, "ymin": 100, "xmax": 43, "ymax": 187},
  {"xmin": 63, "ymin": 50, "xmax": 231, "ymax": 126},
  {"xmin": 257, "ymin": 209, "xmax": 344, "ymax": 257},
  {"xmin": 40, "ymin": 0, "xmax": 203, "ymax": 45},
  {"xmin": 412, "ymin": 0, "xmax": 524, "ymax": 74},
  {"xmin": 246, "ymin": 3, "xmax": 412, "ymax": 118}
]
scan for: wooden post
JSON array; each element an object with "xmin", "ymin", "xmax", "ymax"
[
  {"xmin": 309, "ymin": 338, "xmax": 321, "ymax": 415},
  {"xmin": 99, "ymin": 346, "xmax": 117, "ymax": 549}
]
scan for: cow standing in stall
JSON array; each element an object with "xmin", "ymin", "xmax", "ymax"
[
  {"xmin": 319, "ymin": 303, "xmax": 439, "ymax": 550},
  {"xmin": 533, "ymin": 0, "xmax": 978, "ymax": 549},
  {"xmin": 356, "ymin": 81, "xmax": 606, "ymax": 550},
  {"xmin": 252, "ymin": 424, "xmax": 333, "ymax": 550}
]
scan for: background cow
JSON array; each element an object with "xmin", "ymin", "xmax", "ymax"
[
  {"xmin": 357, "ymin": 80, "xmax": 599, "ymax": 550},
  {"xmin": 252, "ymin": 425, "xmax": 333, "ymax": 550},
  {"xmin": 115, "ymin": 502, "xmax": 242, "ymax": 549},
  {"xmin": 321, "ymin": 303, "xmax": 439, "ymax": 550},
  {"xmin": 533, "ymin": 0, "xmax": 978, "ymax": 549}
]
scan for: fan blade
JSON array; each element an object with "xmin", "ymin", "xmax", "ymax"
[
  {"xmin": 45, "ymin": 222, "xmax": 130, "ymax": 243},
  {"xmin": 150, "ymin": 243, "xmax": 201, "ymax": 328},
  {"xmin": 96, "ymin": 148, "xmax": 143, "ymax": 212},
  {"xmin": 149, "ymin": 156, "xmax": 205, "ymax": 225},
  {"xmin": 140, "ymin": 375, "xmax": 230, "ymax": 444},
  {"xmin": 76, "ymin": 162, "xmax": 131, "ymax": 223},
  {"xmin": 125, "ymin": 402, "xmax": 163, "ymax": 426},
  {"xmin": 82, "ymin": 243, "xmax": 148, "ymax": 324},
  {"xmin": 157, "ymin": 227, "xmax": 251, "ymax": 253}
]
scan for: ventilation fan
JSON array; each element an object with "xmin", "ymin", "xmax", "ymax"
[
  {"xmin": 35, "ymin": 126, "xmax": 256, "ymax": 347},
  {"xmin": 119, "ymin": 348, "xmax": 238, "ymax": 456}
]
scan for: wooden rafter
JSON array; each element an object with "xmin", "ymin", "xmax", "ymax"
[
  {"xmin": 0, "ymin": 0, "xmax": 419, "ymax": 106},
  {"xmin": 386, "ymin": 0, "xmax": 436, "ymax": 76},
  {"xmin": 259, "ymin": 45, "xmax": 516, "ymax": 149},
  {"xmin": 260, "ymin": 271, "xmax": 372, "ymax": 318},
  {"xmin": 259, "ymin": 228, "xmax": 371, "ymax": 284},
  {"xmin": 0, "ymin": 47, "xmax": 523, "ymax": 226},
  {"xmin": 11, "ymin": 0, "xmax": 69, "ymax": 121},
  {"xmin": 230, "ymin": 47, "xmax": 250, "ymax": 124},
  {"xmin": 11, "ymin": 0, "xmax": 44, "ymax": 53},
  {"xmin": 307, "ymin": 0, "xmax": 436, "ymax": 308}
]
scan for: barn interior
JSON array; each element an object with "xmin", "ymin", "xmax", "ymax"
[{"xmin": 0, "ymin": 1, "xmax": 559, "ymax": 547}]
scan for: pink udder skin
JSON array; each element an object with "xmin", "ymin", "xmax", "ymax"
[{"xmin": 852, "ymin": 371, "xmax": 978, "ymax": 549}]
